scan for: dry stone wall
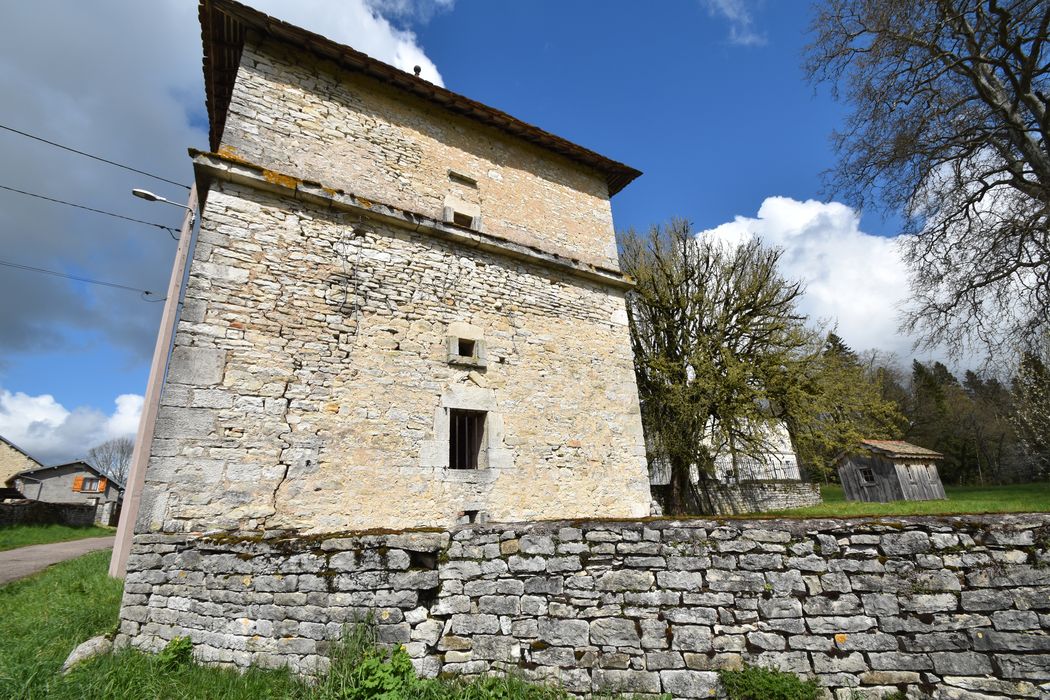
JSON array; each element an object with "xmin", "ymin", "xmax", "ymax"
[
  {"xmin": 706, "ymin": 482, "xmax": 823, "ymax": 515},
  {"xmin": 117, "ymin": 515, "xmax": 1050, "ymax": 699}
]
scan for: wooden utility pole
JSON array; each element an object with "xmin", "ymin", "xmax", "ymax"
[{"xmin": 109, "ymin": 184, "xmax": 198, "ymax": 578}]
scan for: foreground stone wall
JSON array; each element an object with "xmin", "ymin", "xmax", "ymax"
[{"xmin": 117, "ymin": 515, "xmax": 1050, "ymax": 698}]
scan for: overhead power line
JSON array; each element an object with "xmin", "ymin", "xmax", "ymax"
[
  {"xmin": 0, "ymin": 122, "xmax": 189, "ymax": 190},
  {"xmin": 0, "ymin": 258, "xmax": 163, "ymax": 300},
  {"xmin": 0, "ymin": 183, "xmax": 178, "ymax": 239}
]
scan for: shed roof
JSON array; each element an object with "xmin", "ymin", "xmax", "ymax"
[
  {"xmin": 199, "ymin": 0, "xmax": 642, "ymax": 195},
  {"xmin": 858, "ymin": 440, "xmax": 944, "ymax": 460}
]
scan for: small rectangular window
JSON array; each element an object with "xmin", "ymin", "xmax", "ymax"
[
  {"xmin": 449, "ymin": 409, "xmax": 486, "ymax": 470},
  {"xmin": 458, "ymin": 338, "xmax": 476, "ymax": 358},
  {"xmin": 81, "ymin": 478, "xmax": 100, "ymax": 492},
  {"xmin": 452, "ymin": 211, "xmax": 474, "ymax": 228},
  {"xmin": 859, "ymin": 467, "xmax": 875, "ymax": 484}
]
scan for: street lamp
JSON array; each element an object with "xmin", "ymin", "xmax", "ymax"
[{"xmin": 132, "ymin": 188, "xmax": 195, "ymax": 225}]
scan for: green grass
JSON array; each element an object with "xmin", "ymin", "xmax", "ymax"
[
  {"xmin": 763, "ymin": 481, "xmax": 1050, "ymax": 517},
  {"xmin": 0, "ymin": 524, "xmax": 114, "ymax": 552},
  {"xmin": 0, "ymin": 552, "xmax": 654, "ymax": 699}
]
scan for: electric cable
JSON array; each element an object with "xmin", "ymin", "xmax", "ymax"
[
  {"xmin": 0, "ymin": 123, "xmax": 189, "ymax": 190},
  {"xmin": 0, "ymin": 258, "xmax": 163, "ymax": 299},
  {"xmin": 0, "ymin": 184, "xmax": 179, "ymax": 239}
]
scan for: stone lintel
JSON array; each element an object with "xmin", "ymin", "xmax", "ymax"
[{"xmin": 189, "ymin": 149, "xmax": 634, "ymax": 292}]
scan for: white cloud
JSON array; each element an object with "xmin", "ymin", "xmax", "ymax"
[
  {"xmin": 703, "ymin": 0, "xmax": 767, "ymax": 46},
  {"xmin": 0, "ymin": 389, "xmax": 143, "ymax": 466},
  {"xmin": 697, "ymin": 196, "xmax": 913, "ymax": 357},
  {"xmin": 248, "ymin": 0, "xmax": 446, "ymax": 85}
]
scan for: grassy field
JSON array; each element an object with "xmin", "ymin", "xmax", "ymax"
[
  {"xmin": 0, "ymin": 552, "xmax": 629, "ymax": 699},
  {"xmin": 0, "ymin": 524, "xmax": 114, "ymax": 552},
  {"xmin": 765, "ymin": 481, "xmax": 1050, "ymax": 517}
]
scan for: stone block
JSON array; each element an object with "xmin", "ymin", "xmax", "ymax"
[
  {"xmin": 592, "ymin": 669, "xmax": 661, "ymax": 694},
  {"xmin": 595, "ymin": 570, "xmax": 654, "ymax": 592},
  {"xmin": 670, "ymin": 625, "xmax": 712, "ymax": 652},
  {"xmin": 656, "ymin": 571, "xmax": 704, "ymax": 591},
  {"xmin": 659, "ymin": 670, "xmax": 719, "ymax": 698},
  {"xmin": 168, "ymin": 346, "xmax": 226, "ymax": 387},
  {"xmin": 538, "ymin": 618, "xmax": 589, "ymax": 647},
  {"xmin": 590, "ymin": 618, "xmax": 639, "ymax": 646},
  {"xmin": 995, "ymin": 654, "xmax": 1050, "ymax": 680},
  {"xmin": 449, "ymin": 614, "xmax": 499, "ymax": 635}
]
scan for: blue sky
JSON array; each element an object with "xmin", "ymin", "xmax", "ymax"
[
  {"xmin": 414, "ymin": 1, "xmax": 860, "ymax": 235},
  {"xmin": 0, "ymin": 0, "xmax": 926, "ymax": 463}
]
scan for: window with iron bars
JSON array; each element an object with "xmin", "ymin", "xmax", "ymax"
[{"xmin": 449, "ymin": 409, "xmax": 486, "ymax": 470}]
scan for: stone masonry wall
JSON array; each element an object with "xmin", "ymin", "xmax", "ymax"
[
  {"xmin": 117, "ymin": 515, "xmax": 1050, "ymax": 699},
  {"xmin": 0, "ymin": 438, "xmax": 40, "ymax": 487},
  {"xmin": 134, "ymin": 179, "xmax": 649, "ymax": 533},
  {"xmin": 705, "ymin": 482, "xmax": 823, "ymax": 516},
  {"xmin": 0, "ymin": 501, "xmax": 97, "ymax": 528},
  {"xmin": 220, "ymin": 38, "xmax": 622, "ymax": 270}
]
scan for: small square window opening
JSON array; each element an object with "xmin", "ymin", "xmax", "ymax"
[
  {"xmin": 859, "ymin": 467, "xmax": 875, "ymax": 484},
  {"xmin": 458, "ymin": 338, "xmax": 476, "ymax": 358},
  {"xmin": 452, "ymin": 211, "xmax": 474, "ymax": 228}
]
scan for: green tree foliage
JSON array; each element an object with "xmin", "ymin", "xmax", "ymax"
[
  {"xmin": 620, "ymin": 221, "xmax": 813, "ymax": 514},
  {"xmin": 901, "ymin": 360, "xmax": 1022, "ymax": 483},
  {"xmin": 620, "ymin": 222, "xmax": 904, "ymax": 512},
  {"xmin": 786, "ymin": 334, "xmax": 906, "ymax": 483}
]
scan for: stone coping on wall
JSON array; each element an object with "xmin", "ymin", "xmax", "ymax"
[
  {"xmin": 189, "ymin": 149, "xmax": 635, "ymax": 292},
  {"xmin": 118, "ymin": 515, "xmax": 1050, "ymax": 699}
]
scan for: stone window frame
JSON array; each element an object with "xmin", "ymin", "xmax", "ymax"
[
  {"xmin": 418, "ymin": 384, "xmax": 512, "ymax": 481},
  {"xmin": 447, "ymin": 335, "xmax": 487, "ymax": 369}
]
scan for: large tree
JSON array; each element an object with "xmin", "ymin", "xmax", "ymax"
[
  {"xmin": 620, "ymin": 221, "xmax": 817, "ymax": 514},
  {"xmin": 786, "ymin": 334, "xmax": 907, "ymax": 483},
  {"xmin": 806, "ymin": 0, "xmax": 1050, "ymax": 357}
]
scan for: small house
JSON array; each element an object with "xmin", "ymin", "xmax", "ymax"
[
  {"xmin": 9, "ymin": 461, "xmax": 124, "ymax": 524},
  {"xmin": 837, "ymin": 440, "xmax": 946, "ymax": 503},
  {"xmin": 0, "ymin": 434, "xmax": 44, "ymax": 487}
]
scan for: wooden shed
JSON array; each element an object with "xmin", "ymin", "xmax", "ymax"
[{"xmin": 836, "ymin": 440, "xmax": 946, "ymax": 503}]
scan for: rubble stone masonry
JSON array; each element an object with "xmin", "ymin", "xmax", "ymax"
[
  {"xmin": 221, "ymin": 38, "xmax": 623, "ymax": 271},
  {"xmin": 132, "ymin": 26, "xmax": 652, "ymax": 533},
  {"xmin": 134, "ymin": 179, "xmax": 649, "ymax": 533},
  {"xmin": 117, "ymin": 515, "xmax": 1050, "ymax": 699}
]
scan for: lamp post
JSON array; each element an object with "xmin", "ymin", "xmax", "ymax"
[
  {"xmin": 132, "ymin": 188, "xmax": 196, "ymax": 225},
  {"xmin": 109, "ymin": 185, "xmax": 198, "ymax": 578}
]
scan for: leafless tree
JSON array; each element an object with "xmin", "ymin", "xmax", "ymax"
[
  {"xmin": 806, "ymin": 0, "xmax": 1050, "ymax": 359},
  {"xmin": 87, "ymin": 436, "xmax": 134, "ymax": 486}
]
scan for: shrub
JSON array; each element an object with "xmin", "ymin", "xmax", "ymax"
[
  {"xmin": 718, "ymin": 665, "xmax": 821, "ymax": 700},
  {"xmin": 156, "ymin": 636, "xmax": 193, "ymax": 671}
]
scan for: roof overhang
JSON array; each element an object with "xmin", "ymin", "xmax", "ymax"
[{"xmin": 199, "ymin": 0, "xmax": 641, "ymax": 196}]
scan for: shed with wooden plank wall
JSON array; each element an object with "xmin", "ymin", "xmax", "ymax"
[{"xmin": 836, "ymin": 440, "xmax": 946, "ymax": 503}]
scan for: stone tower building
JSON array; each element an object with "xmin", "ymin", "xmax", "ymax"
[{"xmin": 134, "ymin": 0, "xmax": 650, "ymax": 535}]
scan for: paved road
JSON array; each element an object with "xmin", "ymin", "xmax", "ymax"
[{"xmin": 0, "ymin": 536, "xmax": 115, "ymax": 586}]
